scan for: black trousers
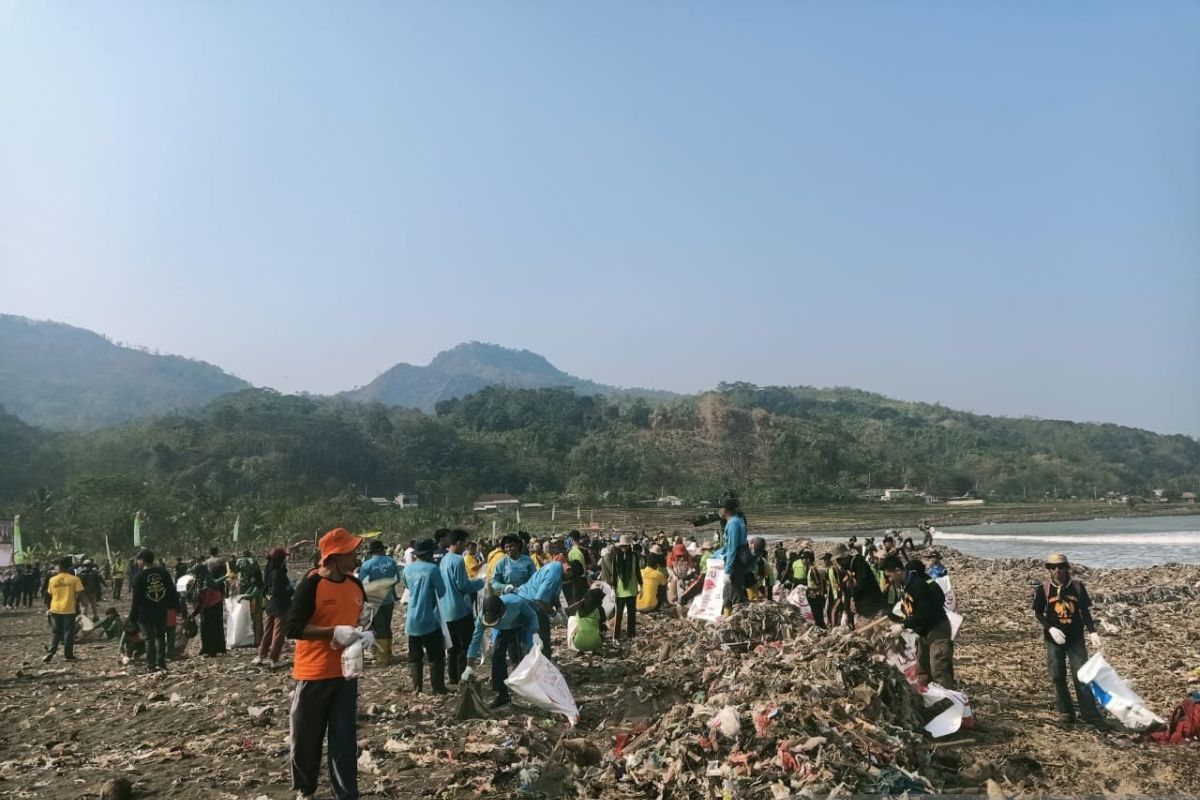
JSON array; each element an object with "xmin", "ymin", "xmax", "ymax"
[
  {"xmin": 140, "ymin": 621, "xmax": 168, "ymax": 669},
  {"xmin": 369, "ymin": 603, "xmax": 394, "ymax": 641},
  {"xmin": 446, "ymin": 614, "xmax": 474, "ymax": 684},
  {"xmin": 535, "ymin": 607, "xmax": 553, "ymax": 660},
  {"xmin": 809, "ymin": 595, "xmax": 827, "ymax": 629},
  {"xmin": 407, "ymin": 630, "xmax": 444, "ymax": 665},
  {"xmin": 290, "ymin": 677, "xmax": 358, "ymax": 800},
  {"xmin": 613, "ymin": 596, "xmax": 636, "ymax": 639}
]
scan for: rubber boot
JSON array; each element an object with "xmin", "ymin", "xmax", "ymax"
[
  {"xmin": 446, "ymin": 650, "xmax": 460, "ymax": 685},
  {"xmin": 408, "ymin": 661, "xmax": 423, "ymax": 693},
  {"xmin": 166, "ymin": 627, "xmax": 176, "ymax": 660},
  {"xmin": 377, "ymin": 639, "xmax": 392, "ymax": 667},
  {"xmin": 430, "ymin": 659, "xmax": 448, "ymax": 695}
]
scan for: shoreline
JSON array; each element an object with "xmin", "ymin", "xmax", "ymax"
[{"xmin": 519, "ymin": 502, "xmax": 1200, "ymax": 536}]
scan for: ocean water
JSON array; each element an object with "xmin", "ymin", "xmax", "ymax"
[{"xmin": 810, "ymin": 515, "xmax": 1200, "ymax": 568}]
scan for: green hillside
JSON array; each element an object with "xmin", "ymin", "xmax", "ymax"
[{"xmin": 2, "ymin": 383, "xmax": 1196, "ymax": 554}]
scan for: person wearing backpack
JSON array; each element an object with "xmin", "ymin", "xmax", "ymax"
[{"xmin": 1032, "ymin": 552, "xmax": 1105, "ymax": 729}]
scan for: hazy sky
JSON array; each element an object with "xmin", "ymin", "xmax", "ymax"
[{"xmin": 2, "ymin": 3, "xmax": 1198, "ymax": 437}]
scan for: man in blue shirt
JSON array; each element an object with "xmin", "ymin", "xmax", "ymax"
[
  {"xmin": 927, "ymin": 552, "xmax": 948, "ymax": 579},
  {"xmin": 358, "ymin": 539, "xmax": 399, "ymax": 666},
  {"xmin": 440, "ymin": 529, "xmax": 485, "ymax": 685},
  {"xmin": 466, "ymin": 593, "xmax": 538, "ymax": 709},
  {"xmin": 517, "ymin": 560, "xmax": 563, "ymax": 660},
  {"xmin": 718, "ymin": 497, "xmax": 750, "ymax": 607},
  {"xmin": 396, "ymin": 539, "xmax": 447, "ymax": 694},
  {"xmin": 491, "ymin": 535, "xmax": 536, "ymax": 595}
]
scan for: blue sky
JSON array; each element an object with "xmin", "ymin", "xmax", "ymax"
[{"xmin": 2, "ymin": 3, "xmax": 1198, "ymax": 436}]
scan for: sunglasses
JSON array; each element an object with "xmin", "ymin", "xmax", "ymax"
[{"xmin": 1045, "ymin": 564, "xmax": 1069, "ymax": 570}]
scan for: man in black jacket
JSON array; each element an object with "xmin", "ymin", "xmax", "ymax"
[
  {"xmin": 1033, "ymin": 552, "xmax": 1104, "ymax": 728},
  {"xmin": 885, "ymin": 556, "xmax": 956, "ymax": 688},
  {"xmin": 129, "ymin": 549, "xmax": 179, "ymax": 672}
]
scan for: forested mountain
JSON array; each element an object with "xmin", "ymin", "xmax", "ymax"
[
  {"xmin": 0, "ymin": 315, "xmax": 250, "ymax": 430},
  {"xmin": 0, "ymin": 318, "xmax": 668, "ymax": 427},
  {"xmin": 340, "ymin": 341, "xmax": 673, "ymax": 411},
  {"xmin": 2, "ymin": 384, "xmax": 1196, "ymax": 554}
]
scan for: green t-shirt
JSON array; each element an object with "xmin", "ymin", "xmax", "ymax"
[{"xmin": 573, "ymin": 608, "xmax": 603, "ymax": 652}]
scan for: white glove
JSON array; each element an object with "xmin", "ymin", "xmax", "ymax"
[
  {"xmin": 1048, "ymin": 627, "xmax": 1067, "ymax": 645},
  {"xmin": 332, "ymin": 625, "xmax": 361, "ymax": 647},
  {"xmin": 503, "ymin": 584, "xmax": 516, "ymax": 595},
  {"xmin": 1088, "ymin": 632, "xmax": 1102, "ymax": 651},
  {"xmin": 460, "ymin": 665, "xmax": 475, "ymax": 682}
]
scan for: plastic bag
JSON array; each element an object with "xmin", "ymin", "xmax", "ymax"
[
  {"xmin": 224, "ymin": 598, "xmax": 255, "ymax": 649},
  {"xmin": 340, "ymin": 630, "xmax": 377, "ymax": 679},
  {"xmin": 922, "ymin": 682, "xmax": 974, "ymax": 737},
  {"xmin": 1077, "ymin": 652, "xmax": 1165, "ymax": 731},
  {"xmin": 505, "ymin": 635, "xmax": 580, "ymax": 725},
  {"xmin": 342, "ymin": 640, "xmax": 365, "ymax": 678},
  {"xmin": 593, "ymin": 581, "xmax": 616, "ymax": 617},
  {"xmin": 935, "ymin": 575, "xmax": 957, "ymax": 612},
  {"xmin": 785, "ymin": 586, "xmax": 815, "ymax": 622},
  {"xmin": 566, "ymin": 615, "xmax": 580, "ymax": 652}
]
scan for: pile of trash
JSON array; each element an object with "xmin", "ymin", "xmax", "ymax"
[{"xmin": 566, "ymin": 607, "xmax": 954, "ymax": 798}]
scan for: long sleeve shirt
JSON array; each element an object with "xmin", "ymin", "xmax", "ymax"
[
  {"xmin": 129, "ymin": 566, "xmax": 179, "ymax": 627},
  {"xmin": 491, "ymin": 554, "xmax": 536, "ymax": 594},
  {"xmin": 440, "ymin": 551, "xmax": 484, "ymax": 623},
  {"xmin": 397, "ymin": 560, "xmax": 446, "ymax": 637},
  {"xmin": 719, "ymin": 515, "xmax": 748, "ymax": 575},
  {"xmin": 466, "ymin": 594, "xmax": 538, "ymax": 660},
  {"xmin": 888, "ymin": 571, "xmax": 948, "ymax": 637},
  {"xmin": 1033, "ymin": 578, "xmax": 1095, "ymax": 643},
  {"xmin": 358, "ymin": 554, "xmax": 400, "ymax": 606},
  {"xmin": 517, "ymin": 562, "xmax": 564, "ymax": 608}
]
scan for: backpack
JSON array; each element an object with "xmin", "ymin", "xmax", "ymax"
[
  {"xmin": 1042, "ymin": 578, "xmax": 1081, "ymax": 602},
  {"xmin": 1149, "ymin": 697, "xmax": 1200, "ymax": 744}
]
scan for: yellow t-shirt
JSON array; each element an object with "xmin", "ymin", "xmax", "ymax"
[
  {"xmin": 485, "ymin": 549, "xmax": 505, "ymax": 582},
  {"xmin": 637, "ymin": 567, "xmax": 667, "ymax": 611},
  {"xmin": 464, "ymin": 552, "xmax": 482, "ymax": 580},
  {"xmin": 48, "ymin": 572, "xmax": 85, "ymax": 615}
]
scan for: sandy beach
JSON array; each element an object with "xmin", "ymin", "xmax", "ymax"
[{"xmin": 0, "ymin": 547, "xmax": 1197, "ymax": 799}]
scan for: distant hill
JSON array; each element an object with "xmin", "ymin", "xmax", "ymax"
[
  {"xmin": 340, "ymin": 341, "xmax": 673, "ymax": 412},
  {"xmin": 0, "ymin": 315, "xmax": 250, "ymax": 430}
]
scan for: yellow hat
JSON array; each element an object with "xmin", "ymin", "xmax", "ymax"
[{"xmin": 1045, "ymin": 552, "xmax": 1069, "ymax": 567}]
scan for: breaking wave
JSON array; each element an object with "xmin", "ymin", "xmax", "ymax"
[{"xmin": 932, "ymin": 531, "xmax": 1200, "ymax": 546}]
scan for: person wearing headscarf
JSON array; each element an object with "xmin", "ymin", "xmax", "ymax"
[
  {"xmin": 189, "ymin": 563, "xmax": 226, "ymax": 657},
  {"xmin": 254, "ymin": 547, "xmax": 293, "ymax": 668}
]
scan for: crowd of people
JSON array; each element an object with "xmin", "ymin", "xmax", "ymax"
[{"xmin": 10, "ymin": 502, "xmax": 1116, "ymax": 800}]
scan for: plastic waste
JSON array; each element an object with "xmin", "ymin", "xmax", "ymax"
[
  {"xmin": 566, "ymin": 614, "xmax": 580, "ymax": 652},
  {"xmin": 785, "ymin": 586, "xmax": 815, "ymax": 622},
  {"xmin": 1077, "ymin": 652, "xmax": 1165, "ymax": 731},
  {"xmin": 224, "ymin": 598, "xmax": 255, "ymax": 649},
  {"xmin": 505, "ymin": 635, "xmax": 580, "ymax": 725},
  {"xmin": 921, "ymin": 682, "xmax": 974, "ymax": 737},
  {"xmin": 707, "ymin": 705, "xmax": 741, "ymax": 737},
  {"xmin": 340, "ymin": 630, "xmax": 377, "ymax": 679}
]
